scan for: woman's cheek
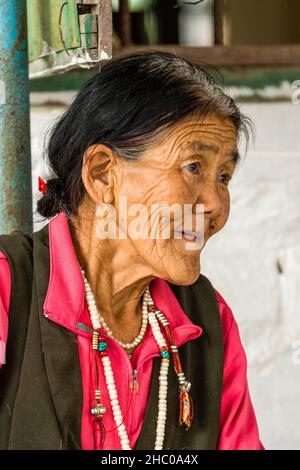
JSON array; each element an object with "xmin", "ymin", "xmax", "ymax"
[
  {"xmin": 205, "ymin": 188, "xmax": 230, "ymax": 235},
  {"xmin": 214, "ymin": 202, "xmax": 230, "ymax": 234}
]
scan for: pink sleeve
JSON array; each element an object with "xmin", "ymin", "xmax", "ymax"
[
  {"xmin": 0, "ymin": 251, "xmax": 11, "ymax": 367},
  {"xmin": 215, "ymin": 289, "xmax": 265, "ymax": 450}
]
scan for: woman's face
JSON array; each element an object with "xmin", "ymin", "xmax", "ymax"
[{"xmin": 111, "ymin": 112, "xmax": 239, "ymax": 285}]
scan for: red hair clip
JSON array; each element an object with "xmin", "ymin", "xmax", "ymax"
[{"xmin": 38, "ymin": 176, "xmax": 47, "ymax": 193}]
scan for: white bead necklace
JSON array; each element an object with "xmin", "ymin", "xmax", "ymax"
[
  {"xmin": 80, "ymin": 268, "xmax": 148, "ymax": 350},
  {"xmin": 81, "ymin": 270, "xmax": 170, "ymax": 450}
]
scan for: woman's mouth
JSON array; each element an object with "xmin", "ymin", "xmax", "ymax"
[
  {"xmin": 182, "ymin": 231, "xmax": 198, "ymax": 242},
  {"xmin": 179, "ymin": 231, "xmax": 202, "ymax": 242}
]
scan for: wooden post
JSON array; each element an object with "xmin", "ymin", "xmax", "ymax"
[
  {"xmin": 213, "ymin": 0, "xmax": 225, "ymax": 46},
  {"xmin": 119, "ymin": 0, "xmax": 132, "ymax": 46}
]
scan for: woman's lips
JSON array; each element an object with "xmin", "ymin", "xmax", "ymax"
[
  {"xmin": 182, "ymin": 232, "xmax": 198, "ymax": 242},
  {"xmin": 174, "ymin": 231, "xmax": 204, "ymax": 243}
]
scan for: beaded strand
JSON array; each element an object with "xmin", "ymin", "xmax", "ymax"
[{"xmin": 81, "ymin": 271, "xmax": 170, "ymax": 450}]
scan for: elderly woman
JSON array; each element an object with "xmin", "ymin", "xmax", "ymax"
[{"xmin": 0, "ymin": 51, "xmax": 264, "ymax": 450}]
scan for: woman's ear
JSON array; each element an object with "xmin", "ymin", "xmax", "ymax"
[{"xmin": 81, "ymin": 144, "xmax": 116, "ymax": 205}]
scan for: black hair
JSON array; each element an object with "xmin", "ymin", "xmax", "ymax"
[{"xmin": 37, "ymin": 50, "xmax": 252, "ymax": 219}]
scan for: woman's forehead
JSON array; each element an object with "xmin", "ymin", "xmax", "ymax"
[
  {"xmin": 141, "ymin": 113, "xmax": 238, "ymax": 163},
  {"xmin": 170, "ymin": 113, "xmax": 237, "ymax": 142}
]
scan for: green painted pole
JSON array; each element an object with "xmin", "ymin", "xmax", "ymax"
[{"xmin": 0, "ymin": 0, "xmax": 32, "ymax": 234}]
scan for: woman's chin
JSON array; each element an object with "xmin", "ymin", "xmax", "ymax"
[{"xmin": 168, "ymin": 263, "xmax": 201, "ymax": 286}]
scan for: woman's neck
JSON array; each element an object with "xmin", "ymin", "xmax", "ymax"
[{"xmin": 69, "ymin": 199, "xmax": 155, "ymax": 338}]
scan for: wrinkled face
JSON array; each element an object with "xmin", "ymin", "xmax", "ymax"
[{"xmin": 112, "ymin": 112, "xmax": 239, "ymax": 285}]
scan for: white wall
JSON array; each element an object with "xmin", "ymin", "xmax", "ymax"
[
  {"xmin": 201, "ymin": 102, "xmax": 300, "ymax": 450},
  {"xmin": 30, "ymin": 96, "xmax": 300, "ymax": 449}
]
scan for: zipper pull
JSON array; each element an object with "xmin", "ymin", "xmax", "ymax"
[{"xmin": 130, "ymin": 368, "xmax": 139, "ymax": 394}]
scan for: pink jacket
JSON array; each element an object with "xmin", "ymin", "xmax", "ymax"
[{"xmin": 0, "ymin": 211, "xmax": 264, "ymax": 450}]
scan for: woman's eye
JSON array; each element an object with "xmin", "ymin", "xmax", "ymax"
[
  {"xmin": 218, "ymin": 173, "xmax": 231, "ymax": 185},
  {"xmin": 185, "ymin": 163, "xmax": 200, "ymax": 175}
]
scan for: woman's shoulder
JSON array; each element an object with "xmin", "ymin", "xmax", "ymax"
[
  {"xmin": 192, "ymin": 274, "xmax": 235, "ymax": 345},
  {"xmin": 213, "ymin": 287, "xmax": 235, "ymax": 345},
  {"xmin": 0, "ymin": 250, "xmax": 11, "ymax": 309},
  {"xmin": 0, "ymin": 250, "xmax": 11, "ymax": 367},
  {"xmin": 0, "ymin": 250, "xmax": 8, "ymax": 259}
]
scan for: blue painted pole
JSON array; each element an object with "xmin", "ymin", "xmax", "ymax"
[{"xmin": 0, "ymin": 0, "xmax": 32, "ymax": 234}]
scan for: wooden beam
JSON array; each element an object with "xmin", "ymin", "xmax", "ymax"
[{"xmin": 113, "ymin": 44, "xmax": 300, "ymax": 67}]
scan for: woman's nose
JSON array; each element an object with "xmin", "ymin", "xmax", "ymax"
[{"xmin": 194, "ymin": 182, "xmax": 223, "ymax": 218}]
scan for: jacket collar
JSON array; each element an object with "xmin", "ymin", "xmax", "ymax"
[{"xmin": 43, "ymin": 211, "xmax": 203, "ymax": 345}]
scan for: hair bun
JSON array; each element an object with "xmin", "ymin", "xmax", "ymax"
[
  {"xmin": 46, "ymin": 177, "xmax": 63, "ymax": 192},
  {"xmin": 37, "ymin": 176, "xmax": 65, "ymax": 219}
]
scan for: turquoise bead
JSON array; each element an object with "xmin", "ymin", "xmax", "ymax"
[
  {"xmin": 98, "ymin": 341, "xmax": 108, "ymax": 352},
  {"xmin": 161, "ymin": 349, "xmax": 170, "ymax": 359},
  {"xmin": 90, "ymin": 408, "xmax": 96, "ymax": 415}
]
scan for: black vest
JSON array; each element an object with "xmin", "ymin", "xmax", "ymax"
[{"xmin": 0, "ymin": 222, "xmax": 224, "ymax": 450}]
